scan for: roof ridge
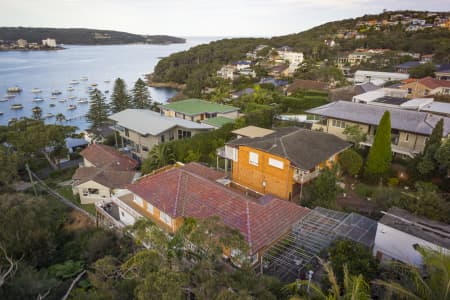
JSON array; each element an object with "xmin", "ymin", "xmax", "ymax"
[
  {"xmin": 245, "ymin": 201, "xmax": 252, "ymax": 248},
  {"xmin": 173, "ymin": 171, "xmax": 183, "ymax": 216}
]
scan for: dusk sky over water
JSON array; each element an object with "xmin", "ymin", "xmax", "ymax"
[{"xmin": 1, "ymin": 0, "xmax": 449, "ymax": 36}]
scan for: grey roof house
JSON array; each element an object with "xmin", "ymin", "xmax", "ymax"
[
  {"xmin": 109, "ymin": 109, "xmax": 213, "ymax": 159},
  {"xmin": 307, "ymin": 101, "xmax": 450, "ymax": 157}
]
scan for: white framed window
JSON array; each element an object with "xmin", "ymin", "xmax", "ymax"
[
  {"xmin": 249, "ymin": 152, "xmax": 259, "ymax": 166},
  {"xmin": 160, "ymin": 211, "xmax": 172, "ymax": 225},
  {"xmin": 268, "ymin": 158, "xmax": 284, "ymax": 169},
  {"xmin": 133, "ymin": 194, "xmax": 143, "ymax": 207},
  {"xmin": 147, "ymin": 203, "xmax": 154, "ymax": 214},
  {"xmin": 332, "ymin": 119, "xmax": 346, "ymax": 128}
]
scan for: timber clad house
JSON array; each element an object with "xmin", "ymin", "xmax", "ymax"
[
  {"xmin": 307, "ymin": 101, "xmax": 450, "ymax": 158},
  {"xmin": 218, "ymin": 127, "xmax": 350, "ymax": 201},
  {"xmin": 95, "ymin": 162, "xmax": 310, "ymax": 264},
  {"xmin": 72, "ymin": 144, "xmax": 138, "ymax": 204},
  {"xmin": 109, "ymin": 109, "xmax": 213, "ymax": 160}
]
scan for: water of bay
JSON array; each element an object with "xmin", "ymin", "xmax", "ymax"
[{"xmin": 0, "ymin": 37, "xmax": 218, "ymax": 129}]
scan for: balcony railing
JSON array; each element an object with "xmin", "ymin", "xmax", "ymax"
[
  {"xmin": 293, "ymin": 169, "xmax": 321, "ymax": 184},
  {"xmin": 360, "ymin": 136, "xmax": 415, "ymax": 158}
]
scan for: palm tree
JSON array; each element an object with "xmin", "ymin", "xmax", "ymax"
[
  {"xmin": 374, "ymin": 247, "xmax": 450, "ymax": 300},
  {"xmin": 141, "ymin": 144, "xmax": 176, "ymax": 174},
  {"xmin": 55, "ymin": 113, "xmax": 66, "ymax": 123},
  {"xmin": 283, "ymin": 258, "xmax": 371, "ymax": 300}
]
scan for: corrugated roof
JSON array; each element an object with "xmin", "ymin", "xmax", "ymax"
[
  {"xmin": 228, "ymin": 127, "xmax": 350, "ymax": 170},
  {"xmin": 307, "ymin": 101, "xmax": 450, "ymax": 136},
  {"xmin": 127, "ymin": 163, "xmax": 310, "ymax": 254},
  {"xmin": 379, "ymin": 207, "xmax": 450, "ymax": 249},
  {"xmin": 108, "ymin": 109, "xmax": 213, "ymax": 136},
  {"xmin": 232, "ymin": 126, "xmax": 274, "ymax": 138},
  {"xmin": 202, "ymin": 116, "xmax": 235, "ymax": 128},
  {"xmin": 161, "ymin": 99, "xmax": 239, "ymax": 116},
  {"xmin": 421, "ymin": 101, "xmax": 450, "ymax": 115}
]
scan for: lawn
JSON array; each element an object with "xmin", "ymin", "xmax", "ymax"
[{"xmin": 57, "ymin": 186, "xmax": 96, "ymax": 216}]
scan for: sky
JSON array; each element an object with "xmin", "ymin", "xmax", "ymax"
[{"xmin": 1, "ymin": 0, "xmax": 449, "ymax": 37}]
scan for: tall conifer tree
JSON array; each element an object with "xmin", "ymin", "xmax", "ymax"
[
  {"xmin": 86, "ymin": 89, "xmax": 109, "ymax": 128},
  {"xmin": 364, "ymin": 111, "xmax": 392, "ymax": 181},
  {"xmin": 132, "ymin": 78, "xmax": 152, "ymax": 109},
  {"xmin": 111, "ymin": 78, "xmax": 131, "ymax": 113}
]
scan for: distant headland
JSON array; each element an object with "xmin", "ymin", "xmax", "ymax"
[{"xmin": 0, "ymin": 27, "xmax": 186, "ymax": 48}]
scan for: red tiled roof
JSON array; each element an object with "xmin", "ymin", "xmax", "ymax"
[
  {"xmin": 181, "ymin": 162, "xmax": 226, "ymax": 181},
  {"xmin": 80, "ymin": 144, "xmax": 138, "ymax": 171},
  {"xmin": 417, "ymin": 77, "xmax": 450, "ymax": 89},
  {"xmin": 127, "ymin": 163, "xmax": 310, "ymax": 254}
]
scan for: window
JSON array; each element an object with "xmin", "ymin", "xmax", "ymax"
[
  {"xmin": 332, "ymin": 119, "xmax": 346, "ymax": 128},
  {"xmin": 124, "ymin": 128, "xmax": 129, "ymax": 137},
  {"xmin": 405, "ymin": 133, "xmax": 409, "ymax": 141},
  {"xmin": 142, "ymin": 146, "xmax": 149, "ymax": 152},
  {"xmin": 160, "ymin": 211, "xmax": 172, "ymax": 225},
  {"xmin": 161, "ymin": 134, "xmax": 165, "ymax": 143},
  {"xmin": 424, "ymin": 89, "xmax": 429, "ymax": 96},
  {"xmin": 407, "ymin": 88, "xmax": 412, "ymax": 94},
  {"xmin": 133, "ymin": 194, "xmax": 143, "ymax": 206},
  {"xmin": 147, "ymin": 203, "xmax": 154, "ymax": 214},
  {"xmin": 268, "ymin": 158, "xmax": 284, "ymax": 169},
  {"xmin": 88, "ymin": 188, "xmax": 99, "ymax": 195},
  {"xmin": 178, "ymin": 130, "xmax": 192, "ymax": 139},
  {"xmin": 249, "ymin": 152, "xmax": 259, "ymax": 166}
]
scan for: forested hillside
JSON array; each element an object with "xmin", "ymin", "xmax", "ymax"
[
  {"xmin": 151, "ymin": 10, "xmax": 450, "ymax": 95},
  {"xmin": 0, "ymin": 27, "xmax": 186, "ymax": 45}
]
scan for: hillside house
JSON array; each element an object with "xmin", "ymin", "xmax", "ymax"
[
  {"xmin": 219, "ymin": 127, "xmax": 349, "ymax": 201},
  {"xmin": 307, "ymin": 101, "xmax": 450, "ymax": 158},
  {"xmin": 72, "ymin": 144, "xmax": 138, "ymax": 204},
  {"xmin": 217, "ymin": 65, "xmax": 237, "ymax": 80},
  {"xmin": 95, "ymin": 162, "xmax": 311, "ymax": 265},
  {"xmin": 109, "ymin": 109, "xmax": 213, "ymax": 160},
  {"xmin": 400, "ymin": 77, "xmax": 450, "ymax": 98},
  {"xmin": 160, "ymin": 99, "xmax": 239, "ymax": 122},
  {"xmin": 354, "ymin": 70, "xmax": 409, "ymax": 85}
]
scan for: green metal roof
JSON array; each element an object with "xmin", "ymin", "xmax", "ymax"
[
  {"xmin": 202, "ymin": 116, "xmax": 235, "ymax": 128},
  {"xmin": 161, "ymin": 99, "xmax": 239, "ymax": 116}
]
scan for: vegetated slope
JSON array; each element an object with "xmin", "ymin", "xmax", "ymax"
[
  {"xmin": 152, "ymin": 37, "xmax": 266, "ymax": 88},
  {"xmin": 0, "ymin": 27, "xmax": 186, "ymax": 45},
  {"xmin": 152, "ymin": 10, "xmax": 450, "ymax": 88}
]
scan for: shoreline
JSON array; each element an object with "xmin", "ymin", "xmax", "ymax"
[
  {"xmin": 0, "ymin": 47, "xmax": 65, "ymax": 52},
  {"xmin": 148, "ymin": 81, "xmax": 185, "ymax": 89}
]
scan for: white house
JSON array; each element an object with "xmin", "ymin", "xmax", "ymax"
[
  {"xmin": 217, "ymin": 65, "xmax": 237, "ymax": 80},
  {"xmin": 354, "ymin": 70, "xmax": 409, "ymax": 85},
  {"xmin": 373, "ymin": 207, "xmax": 450, "ymax": 267},
  {"xmin": 42, "ymin": 38, "xmax": 57, "ymax": 48}
]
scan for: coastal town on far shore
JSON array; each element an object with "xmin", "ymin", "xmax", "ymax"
[
  {"xmin": 0, "ymin": 8, "xmax": 450, "ymax": 300},
  {"xmin": 0, "ymin": 37, "xmax": 62, "ymax": 51}
]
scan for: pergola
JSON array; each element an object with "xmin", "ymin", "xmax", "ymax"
[{"xmin": 261, "ymin": 207, "xmax": 377, "ymax": 282}]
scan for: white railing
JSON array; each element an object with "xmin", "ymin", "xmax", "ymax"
[{"xmin": 293, "ymin": 169, "xmax": 321, "ymax": 183}]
